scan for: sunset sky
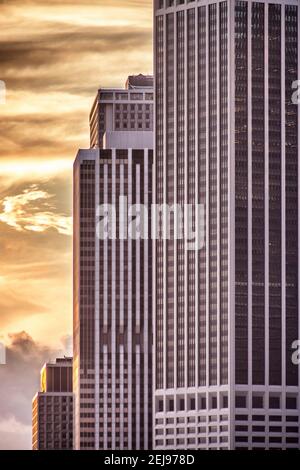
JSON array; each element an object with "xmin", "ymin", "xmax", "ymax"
[{"xmin": 0, "ymin": 0, "xmax": 152, "ymax": 449}]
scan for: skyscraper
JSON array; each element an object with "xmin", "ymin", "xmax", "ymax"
[
  {"xmin": 32, "ymin": 358, "xmax": 73, "ymax": 450},
  {"xmin": 154, "ymin": 0, "xmax": 299, "ymax": 450},
  {"xmin": 90, "ymin": 75, "xmax": 154, "ymax": 150},
  {"xmin": 73, "ymin": 76, "xmax": 154, "ymax": 450}
]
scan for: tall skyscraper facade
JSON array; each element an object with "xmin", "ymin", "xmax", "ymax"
[
  {"xmin": 32, "ymin": 358, "xmax": 73, "ymax": 450},
  {"xmin": 73, "ymin": 76, "xmax": 154, "ymax": 450},
  {"xmin": 154, "ymin": 0, "xmax": 300, "ymax": 450}
]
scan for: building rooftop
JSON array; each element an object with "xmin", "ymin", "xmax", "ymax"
[
  {"xmin": 125, "ymin": 74, "xmax": 154, "ymax": 89},
  {"xmin": 41, "ymin": 357, "xmax": 73, "ymax": 368},
  {"xmin": 55, "ymin": 357, "xmax": 72, "ymax": 364},
  {"xmin": 96, "ymin": 75, "xmax": 154, "ymax": 93}
]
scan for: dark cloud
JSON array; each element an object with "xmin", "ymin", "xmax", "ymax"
[
  {"xmin": 0, "ymin": 5, "xmax": 152, "ymax": 159},
  {"xmin": 0, "ymin": 112, "xmax": 88, "ymax": 159},
  {"xmin": 0, "ymin": 27, "xmax": 151, "ymax": 76},
  {"xmin": 0, "ymin": 331, "xmax": 72, "ymax": 449}
]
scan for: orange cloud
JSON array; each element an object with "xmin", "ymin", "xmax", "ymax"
[
  {"xmin": 0, "ymin": 0, "xmax": 153, "ymax": 450},
  {"xmin": 0, "ymin": 184, "xmax": 72, "ymax": 235}
]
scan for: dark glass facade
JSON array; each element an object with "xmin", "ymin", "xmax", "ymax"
[
  {"xmin": 208, "ymin": 2, "xmax": 218, "ymax": 387},
  {"xmin": 235, "ymin": 0, "xmax": 248, "ymax": 385},
  {"xmin": 32, "ymin": 393, "xmax": 73, "ymax": 451},
  {"xmin": 220, "ymin": 0, "xmax": 229, "ymax": 386},
  {"xmin": 32, "ymin": 359, "xmax": 73, "ymax": 451},
  {"xmin": 78, "ymin": 160, "xmax": 96, "ymax": 375},
  {"xmin": 176, "ymin": 9, "xmax": 185, "ymax": 389},
  {"xmin": 155, "ymin": 14, "xmax": 164, "ymax": 391},
  {"xmin": 154, "ymin": 0, "xmax": 299, "ymax": 450},
  {"xmin": 252, "ymin": 1, "xmax": 265, "ymax": 386},
  {"xmin": 166, "ymin": 13, "xmax": 175, "ymax": 389},
  {"xmin": 155, "ymin": 1, "xmax": 229, "ymax": 395},
  {"xmin": 285, "ymin": 4, "xmax": 298, "ymax": 387},
  {"xmin": 268, "ymin": 3, "xmax": 282, "ymax": 386},
  {"xmin": 187, "ymin": 7, "xmax": 196, "ymax": 389},
  {"xmin": 198, "ymin": 5, "xmax": 207, "ymax": 388}
]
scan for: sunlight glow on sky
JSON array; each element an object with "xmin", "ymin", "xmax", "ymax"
[{"xmin": 0, "ymin": 0, "xmax": 152, "ymax": 449}]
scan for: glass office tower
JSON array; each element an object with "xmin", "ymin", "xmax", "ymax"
[
  {"xmin": 154, "ymin": 0, "xmax": 299, "ymax": 450},
  {"xmin": 73, "ymin": 76, "xmax": 154, "ymax": 450}
]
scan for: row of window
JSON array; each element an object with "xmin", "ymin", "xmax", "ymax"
[{"xmin": 235, "ymin": 394, "xmax": 298, "ymax": 410}]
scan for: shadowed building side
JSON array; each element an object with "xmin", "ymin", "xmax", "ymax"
[{"xmin": 32, "ymin": 357, "xmax": 73, "ymax": 450}]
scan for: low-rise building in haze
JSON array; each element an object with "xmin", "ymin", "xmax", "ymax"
[{"xmin": 32, "ymin": 357, "xmax": 73, "ymax": 450}]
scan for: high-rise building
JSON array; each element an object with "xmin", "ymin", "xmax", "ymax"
[
  {"xmin": 90, "ymin": 74, "xmax": 154, "ymax": 150},
  {"xmin": 32, "ymin": 358, "xmax": 73, "ymax": 450},
  {"xmin": 154, "ymin": 0, "xmax": 299, "ymax": 450},
  {"xmin": 73, "ymin": 76, "xmax": 154, "ymax": 450}
]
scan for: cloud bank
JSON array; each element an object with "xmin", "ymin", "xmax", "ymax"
[
  {"xmin": 0, "ymin": 331, "xmax": 72, "ymax": 450},
  {"xmin": 0, "ymin": 0, "xmax": 152, "ymax": 450}
]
